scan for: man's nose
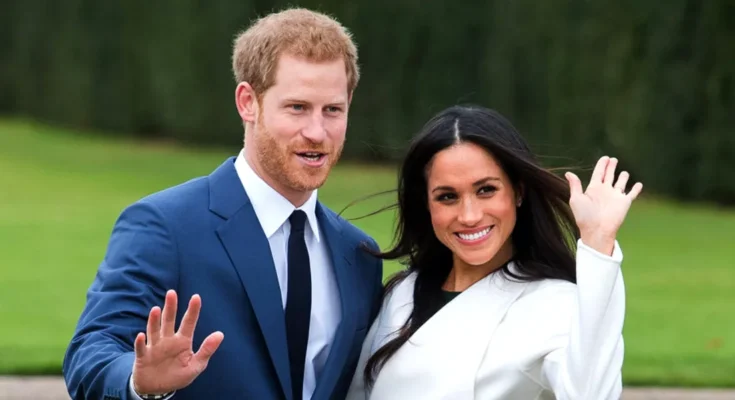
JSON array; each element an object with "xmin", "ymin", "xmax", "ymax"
[{"xmin": 301, "ymin": 112, "xmax": 326, "ymax": 143}]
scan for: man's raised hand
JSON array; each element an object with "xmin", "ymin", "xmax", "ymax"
[{"xmin": 132, "ymin": 290, "xmax": 224, "ymax": 395}]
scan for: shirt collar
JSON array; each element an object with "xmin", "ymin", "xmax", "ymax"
[{"xmin": 234, "ymin": 150, "xmax": 320, "ymax": 242}]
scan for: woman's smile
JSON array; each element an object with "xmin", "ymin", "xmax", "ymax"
[{"xmin": 455, "ymin": 226, "xmax": 494, "ymax": 245}]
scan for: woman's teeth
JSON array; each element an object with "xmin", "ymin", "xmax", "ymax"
[{"xmin": 457, "ymin": 227, "xmax": 491, "ymax": 241}]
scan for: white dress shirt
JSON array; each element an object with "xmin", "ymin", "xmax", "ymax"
[{"xmin": 130, "ymin": 151, "xmax": 341, "ymax": 400}]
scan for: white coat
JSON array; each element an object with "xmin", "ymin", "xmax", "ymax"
[{"xmin": 345, "ymin": 240, "xmax": 625, "ymax": 400}]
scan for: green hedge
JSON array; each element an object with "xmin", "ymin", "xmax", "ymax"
[{"xmin": 2, "ymin": 0, "xmax": 733, "ymax": 203}]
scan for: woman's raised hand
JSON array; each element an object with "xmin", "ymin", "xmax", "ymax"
[{"xmin": 565, "ymin": 156, "xmax": 643, "ymax": 255}]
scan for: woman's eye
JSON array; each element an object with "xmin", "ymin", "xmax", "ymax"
[
  {"xmin": 478, "ymin": 185, "xmax": 497, "ymax": 195},
  {"xmin": 436, "ymin": 193, "xmax": 457, "ymax": 202}
]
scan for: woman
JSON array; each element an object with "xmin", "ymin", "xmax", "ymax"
[{"xmin": 345, "ymin": 105, "xmax": 642, "ymax": 399}]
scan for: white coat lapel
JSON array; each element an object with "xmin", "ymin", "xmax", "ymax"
[{"xmin": 370, "ymin": 264, "xmax": 527, "ymax": 400}]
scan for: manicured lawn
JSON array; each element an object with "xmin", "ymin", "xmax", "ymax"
[{"xmin": 1, "ymin": 119, "xmax": 733, "ymax": 386}]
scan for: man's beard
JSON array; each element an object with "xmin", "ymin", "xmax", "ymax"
[{"xmin": 254, "ymin": 118, "xmax": 343, "ymax": 193}]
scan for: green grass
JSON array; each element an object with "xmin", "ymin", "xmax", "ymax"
[{"xmin": 1, "ymin": 119, "xmax": 734, "ymax": 387}]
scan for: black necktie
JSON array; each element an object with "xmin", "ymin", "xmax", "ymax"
[{"xmin": 285, "ymin": 210, "xmax": 311, "ymax": 400}]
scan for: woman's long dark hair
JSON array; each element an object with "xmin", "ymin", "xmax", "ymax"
[{"xmin": 361, "ymin": 105, "xmax": 580, "ymax": 388}]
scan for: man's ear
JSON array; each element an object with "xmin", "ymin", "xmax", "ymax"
[{"xmin": 236, "ymin": 82, "xmax": 258, "ymax": 123}]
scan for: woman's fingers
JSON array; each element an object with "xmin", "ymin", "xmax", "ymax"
[
  {"xmin": 590, "ymin": 156, "xmax": 610, "ymax": 184},
  {"xmin": 614, "ymin": 171, "xmax": 629, "ymax": 192}
]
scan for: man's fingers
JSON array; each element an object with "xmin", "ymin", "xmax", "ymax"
[
  {"xmin": 603, "ymin": 157, "xmax": 618, "ymax": 185},
  {"xmin": 178, "ymin": 294, "xmax": 202, "ymax": 339},
  {"xmin": 590, "ymin": 156, "xmax": 609, "ymax": 184},
  {"xmin": 134, "ymin": 332, "xmax": 147, "ymax": 359},
  {"xmin": 161, "ymin": 290, "xmax": 178, "ymax": 337},
  {"xmin": 628, "ymin": 182, "xmax": 643, "ymax": 200},
  {"xmin": 192, "ymin": 331, "xmax": 224, "ymax": 367},
  {"xmin": 147, "ymin": 306, "xmax": 161, "ymax": 346},
  {"xmin": 565, "ymin": 172, "xmax": 583, "ymax": 199}
]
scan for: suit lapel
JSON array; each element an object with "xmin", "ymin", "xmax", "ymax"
[
  {"xmin": 370, "ymin": 266, "xmax": 527, "ymax": 399},
  {"xmin": 312, "ymin": 203, "xmax": 358, "ymax": 399},
  {"xmin": 209, "ymin": 158, "xmax": 292, "ymax": 400}
]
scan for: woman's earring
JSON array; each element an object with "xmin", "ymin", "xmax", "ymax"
[{"xmin": 517, "ymin": 199, "xmax": 522, "ymax": 207}]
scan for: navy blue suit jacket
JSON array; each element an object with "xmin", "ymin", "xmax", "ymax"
[{"xmin": 62, "ymin": 157, "xmax": 384, "ymax": 400}]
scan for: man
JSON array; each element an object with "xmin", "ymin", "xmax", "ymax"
[{"xmin": 63, "ymin": 8, "xmax": 384, "ymax": 400}]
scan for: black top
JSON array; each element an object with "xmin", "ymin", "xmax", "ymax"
[{"xmin": 440, "ymin": 290, "xmax": 462, "ymax": 306}]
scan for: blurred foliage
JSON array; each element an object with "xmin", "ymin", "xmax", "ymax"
[{"xmin": 1, "ymin": 0, "xmax": 733, "ymax": 203}]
